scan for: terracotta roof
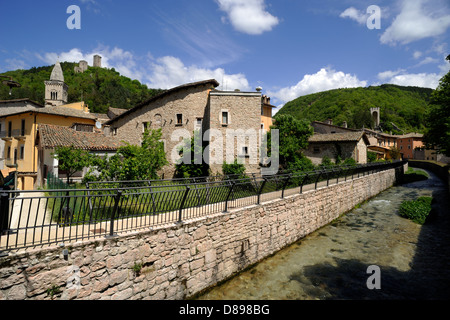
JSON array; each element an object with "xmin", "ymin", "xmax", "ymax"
[
  {"xmin": 309, "ymin": 131, "xmax": 370, "ymax": 145},
  {"xmin": 37, "ymin": 124, "xmax": 125, "ymax": 151},
  {"xmin": 396, "ymin": 132, "xmax": 424, "ymax": 139},
  {"xmin": 106, "ymin": 79, "xmax": 220, "ymax": 125},
  {"xmin": 0, "ymin": 104, "xmax": 97, "ymax": 120}
]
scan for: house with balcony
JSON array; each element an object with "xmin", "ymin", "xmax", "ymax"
[{"xmin": 0, "ymin": 62, "xmax": 107, "ymax": 190}]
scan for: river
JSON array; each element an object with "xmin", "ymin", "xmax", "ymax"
[{"xmin": 197, "ymin": 167, "xmax": 450, "ymax": 300}]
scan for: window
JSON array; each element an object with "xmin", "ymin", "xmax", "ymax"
[
  {"xmin": 7, "ymin": 146, "xmax": 11, "ymax": 159},
  {"xmin": 222, "ymin": 111, "xmax": 229, "ymax": 125},
  {"xmin": 142, "ymin": 122, "xmax": 149, "ymax": 132},
  {"xmin": 21, "ymin": 119, "xmax": 25, "ymax": 136},
  {"xmin": 195, "ymin": 118, "xmax": 203, "ymax": 130},
  {"xmin": 408, "ymin": 145, "xmax": 411, "ymax": 150},
  {"xmin": 313, "ymin": 147, "xmax": 320, "ymax": 154},
  {"xmin": 261, "ymin": 123, "xmax": 264, "ymax": 130},
  {"xmin": 176, "ymin": 114, "xmax": 183, "ymax": 126},
  {"xmin": 20, "ymin": 145, "xmax": 24, "ymax": 160},
  {"xmin": 8, "ymin": 121, "xmax": 12, "ymax": 137},
  {"xmin": 241, "ymin": 146, "xmax": 249, "ymax": 157},
  {"xmin": 51, "ymin": 91, "xmax": 58, "ymax": 100}
]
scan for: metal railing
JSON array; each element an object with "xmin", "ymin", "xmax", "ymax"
[{"xmin": 0, "ymin": 160, "xmax": 406, "ymax": 253}]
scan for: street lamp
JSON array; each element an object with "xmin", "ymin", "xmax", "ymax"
[{"xmin": 0, "ymin": 75, "xmax": 21, "ymax": 95}]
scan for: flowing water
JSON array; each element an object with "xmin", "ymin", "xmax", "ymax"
[{"xmin": 197, "ymin": 168, "xmax": 450, "ymax": 300}]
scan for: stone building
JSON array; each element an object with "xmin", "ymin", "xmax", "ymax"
[
  {"xmin": 304, "ymin": 132, "xmax": 370, "ymax": 165},
  {"xmin": 105, "ymin": 79, "xmax": 270, "ymax": 177}
]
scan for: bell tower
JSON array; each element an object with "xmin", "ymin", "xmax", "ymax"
[
  {"xmin": 45, "ymin": 61, "xmax": 68, "ymax": 107},
  {"xmin": 370, "ymin": 107, "xmax": 380, "ymax": 129}
]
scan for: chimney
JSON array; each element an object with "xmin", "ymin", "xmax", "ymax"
[
  {"xmin": 342, "ymin": 121, "xmax": 347, "ymax": 128},
  {"xmin": 327, "ymin": 118, "xmax": 333, "ymax": 125}
]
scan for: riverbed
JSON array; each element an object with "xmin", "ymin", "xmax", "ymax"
[{"xmin": 197, "ymin": 168, "xmax": 450, "ymax": 300}]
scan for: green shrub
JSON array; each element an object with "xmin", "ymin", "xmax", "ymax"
[{"xmin": 398, "ymin": 196, "xmax": 433, "ymax": 224}]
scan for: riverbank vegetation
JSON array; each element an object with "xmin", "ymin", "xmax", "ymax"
[
  {"xmin": 403, "ymin": 167, "xmax": 429, "ymax": 184},
  {"xmin": 399, "ymin": 196, "xmax": 433, "ymax": 225}
]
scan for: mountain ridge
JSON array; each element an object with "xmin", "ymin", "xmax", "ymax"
[
  {"xmin": 0, "ymin": 62, "xmax": 164, "ymax": 114},
  {"xmin": 276, "ymin": 84, "xmax": 434, "ymax": 134}
]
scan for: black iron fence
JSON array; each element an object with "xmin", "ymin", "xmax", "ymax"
[{"xmin": 0, "ymin": 160, "xmax": 406, "ymax": 253}]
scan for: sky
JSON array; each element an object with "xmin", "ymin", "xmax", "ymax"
[{"xmin": 0, "ymin": 0, "xmax": 449, "ymax": 113}]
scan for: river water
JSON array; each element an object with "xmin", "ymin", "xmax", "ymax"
[{"xmin": 197, "ymin": 168, "xmax": 450, "ymax": 300}]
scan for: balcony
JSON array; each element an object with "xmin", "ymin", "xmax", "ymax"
[
  {"xmin": 0, "ymin": 128, "xmax": 30, "ymax": 141},
  {"xmin": 4, "ymin": 158, "xmax": 18, "ymax": 168}
]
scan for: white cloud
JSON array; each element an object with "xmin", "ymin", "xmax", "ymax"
[
  {"xmin": 268, "ymin": 68, "xmax": 367, "ymax": 104},
  {"xmin": 37, "ymin": 47, "xmax": 251, "ymax": 91},
  {"xmin": 339, "ymin": 7, "xmax": 368, "ymax": 25},
  {"xmin": 384, "ymin": 73, "xmax": 442, "ymax": 88},
  {"xmin": 413, "ymin": 51, "xmax": 422, "ymax": 59},
  {"xmin": 216, "ymin": 0, "xmax": 279, "ymax": 35},
  {"xmin": 378, "ymin": 69, "xmax": 405, "ymax": 80},
  {"xmin": 380, "ymin": 0, "xmax": 450, "ymax": 45},
  {"xmin": 146, "ymin": 56, "xmax": 250, "ymax": 90}
]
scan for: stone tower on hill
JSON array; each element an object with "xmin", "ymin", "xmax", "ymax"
[
  {"xmin": 93, "ymin": 55, "xmax": 102, "ymax": 68},
  {"xmin": 45, "ymin": 61, "xmax": 68, "ymax": 107}
]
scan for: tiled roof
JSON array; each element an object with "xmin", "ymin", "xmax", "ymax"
[
  {"xmin": 106, "ymin": 79, "xmax": 219, "ymax": 125},
  {"xmin": 38, "ymin": 124, "xmax": 125, "ymax": 151},
  {"xmin": 397, "ymin": 132, "xmax": 424, "ymax": 139},
  {"xmin": 108, "ymin": 107, "xmax": 128, "ymax": 118},
  {"xmin": 309, "ymin": 131, "xmax": 369, "ymax": 144}
]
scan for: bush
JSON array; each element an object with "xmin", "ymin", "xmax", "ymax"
[
  {"xmin": 398, "ymin": 196, "xmax": 433, "ymax": 224},
  {"xmin": 222, "ymin": 159, "xmax": 246, "ymax": 178}
]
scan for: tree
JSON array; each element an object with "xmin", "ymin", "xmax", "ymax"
[
  {"xmin": 424, "ymin": 54, "xmax": 450, "ymax": 156},
  {"xmin": 86, "ymin": 128, "xmax": 168, "ymax": 182},
  {"xmin": 267, "ymin": 114, "xmax": 314, "ymax": 171},
  {"xmin": 174, "ymin": 131, "xmax": 209, "ymax": 178},
  {"xmin": 53, "ymin": 146, "xmax": 93, "ymax": 184}
]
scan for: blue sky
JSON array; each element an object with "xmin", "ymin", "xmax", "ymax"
[{"xmin": 1, "ymin": 0, "xmax": 449, "ymax": 112}]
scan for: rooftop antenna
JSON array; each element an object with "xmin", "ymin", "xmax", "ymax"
[{"xmin": 1, "ymin": 76, "xmax": 21, "ymax": 95}]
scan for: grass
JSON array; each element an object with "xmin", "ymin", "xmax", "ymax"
[
  {"xmin": 398, "ymin": 196, "xmax": 433, "ymax": 225},
  {"xmin": 403, "ymin": 167, "xmax": 429, "ymax": 184}
]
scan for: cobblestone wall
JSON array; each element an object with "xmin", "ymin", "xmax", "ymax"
[{"xmin": 0, "ymin": 168, "xmax": 399, "ymax": 300}]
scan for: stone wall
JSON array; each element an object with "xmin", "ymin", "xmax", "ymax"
[
  {"xmin": 208, "ymin": 91, "xmax": 262, "ymax": 174},
  {"xmin": 0, "ymin": 168, "xmax": 400, "ymax": 300}
]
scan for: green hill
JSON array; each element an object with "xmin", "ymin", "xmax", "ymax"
[
  {"xmin": 0, "ymin": 62, "xmax": 164, "ymax": 114},
  {"xmin": 276, "ymin": 84, "xmax": 434, "ymax": 134}
]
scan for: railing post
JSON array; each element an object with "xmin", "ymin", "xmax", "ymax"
[
  {"xmin": 223, "ymin": 181, "xmax": 235, "ymax": 213},
  {"xmin": 300, "ymin": 173, "xmax": 308, "ymax": 194},
  {"xmin": 257, "ymin": 178, "xmax": 267, "ymax": 205},
  {"xmin": 109, "ymin": 190, "xmax": 122, "ymax": 237},
  {"xmin": 281, "ymin": 174, "xmax": 292, "ymax": 199},
  {"xmin": 0, "ymin": 192, "xmax": 10, "ymax": 235},
  {"xmin": 315, "ymin": 171, "xmax": 322, "ymax": 189},
  {"xmin": 178, "ymin": 186, "xmax": 190, "ymax": 223}
]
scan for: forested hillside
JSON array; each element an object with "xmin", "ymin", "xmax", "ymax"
[
  {"xmin": 276, "ymin": 84, "xmax": 434, "ymax": 134},
  {"xmin": 0, "ymin": 62, "xmax": 164, "ymax": 114}
]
